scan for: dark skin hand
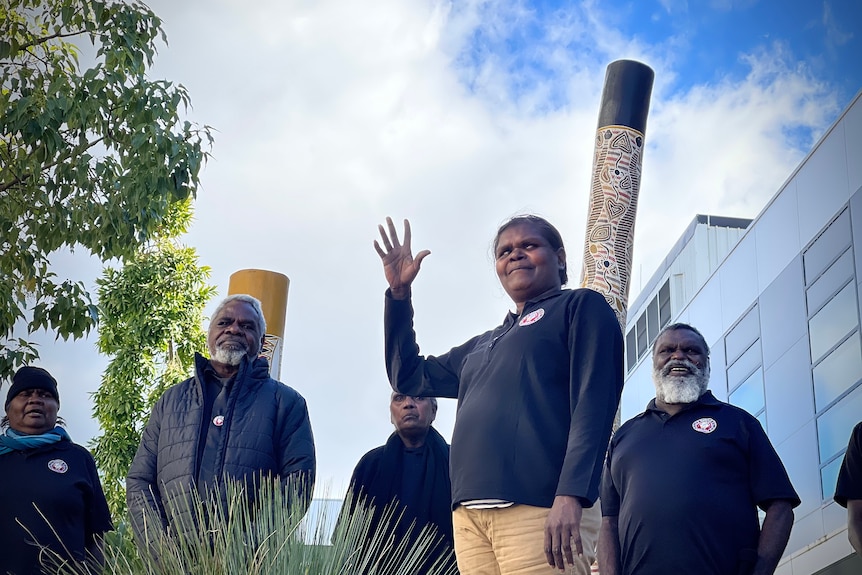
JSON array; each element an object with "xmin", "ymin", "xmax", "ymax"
[
  {"xmin": 751, "ymin": 499, "xmax": 794, "ymax": 575},
  {"xmin": 849, "ymin": 500, "xmax": 862, "ymax": 556},
  {"xmin": 374, "ymin": 217, "xmax": 430, "ymax": 299},
  {"xmin": 597, "ymin": 515, "xmax": 621, "ymax": 575},
  {"xmin": 545, "ymin": 495, "xmax": 584, "ymax": 570}
]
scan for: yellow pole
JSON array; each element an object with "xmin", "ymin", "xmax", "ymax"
[{"xmin": 228, "ymin": 269, "xmax": 289, "ymax": 379}]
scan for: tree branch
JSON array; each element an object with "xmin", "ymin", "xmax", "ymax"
[
  {"xmin": 0, "ymin": 134, "xmax": 106, "ymax": 194},
  {"xmin": 15, "ymin": 28, "xmax": 87, "ymax": 53}
]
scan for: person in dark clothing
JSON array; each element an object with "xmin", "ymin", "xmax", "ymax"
[
  {"xmin": 374, "ymin": 215, "xmax": 624, "ymax": 575},
  {"xmin": 343, "ymin": 392, "xmax": 457, "ymax": 574},
  {"xmin": 126, "ymin": 294, "xmax": 316, "ymax": 547},
  {"xmin": 834, "ymin": 421, "xmax": 862, "ymax": 555},
  {"xmin": 598, "ymin": 323, "xmax": 800, "ymax": 575},
  {"xmin": 0, "ymin": 366, "xmax": 113, "ymax": 575}
]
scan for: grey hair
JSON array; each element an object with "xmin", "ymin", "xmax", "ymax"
[{"xmin": 211, "ymin": 294, "xmax": 267, "ymax": 334}]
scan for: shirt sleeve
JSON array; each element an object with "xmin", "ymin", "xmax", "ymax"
[
  {"xmin": 834, "ymin": 422, "xmax": 862, "ymax": 507},
  {"xmin": 745, "ymin": 415, "xmax": 801, "ymax": 509},
  {"xmin": 277, "ymin": 389, "xmax": 316, "ymax": 510},
  {"xmin": 384, "ymin": 290, "xmax": 483, "ymax": 399},
  {"xmin": 556, "ymin": 290, "xmax": 625, "ymax": 505},
  {"xmin": 599, "ymin": 438, "xmax": 620, "ymax": 516},
  {"xmin": 83, "ymin": 447, "xmax": 114, "ymax": 540},
  {"xmin": 126, "ymin": 397, "xmax": 169, "ymax": 541}
]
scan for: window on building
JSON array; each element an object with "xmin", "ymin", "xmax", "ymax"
[
  {"xmin": 808, "ymin": 281, "xmax": 857, "ymax": 363},
  {"xmin": 626, "ymin": 329, "xmax": 637, "ymax": 371},
  {"xmin": 816, "ymin": 385, "xmax": 862, "ymax": 499},
  {"xmin": 636, "ymin": 314, "xmax": 648, "ymax": 358},
  {"xmin": 806, "ymin": 248, "xmax": 854, "ymax": 314},
  {"xmin": 813, "ymin": 332, "xmax": 862, "ymax": 411},
  {"xmin": 730, "ymin": 368, "xmax": 765, "ymax": 417},
  {"xmin": 726, "ymin": 307, "xmax": 766, "ymax": 429},
  {"xmin": 805, "ymin": 208, "xmax": 862, "ymax": 502},
  {"xmin": 725, "ymin": 307, "xmax": 760, "ymax": 367},
  {"xmin": 647, "ymin": 299, "xmax": 659, "ymax": 345},
  {"xmin": 625, "ymin": 279, "xmax": 673, "ymax": 373},
  {"xmin": 727, "ymin": 341, "xmax": 761, "ymax": 389},
  {"xmin": 658, "ymin": 281, "xmax": 671, "ymax": 328},
  {"xmin": 803, "ymin": 209, "xmax": 851, "ymax": 284}
]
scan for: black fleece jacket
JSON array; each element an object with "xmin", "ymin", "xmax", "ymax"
[{"xmin": 385, "ymin": 287, "xmax": 624, "ymax": 509}]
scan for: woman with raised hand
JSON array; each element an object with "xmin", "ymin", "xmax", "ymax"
[
  {"xmin": 0, "ymin": 366, "xmax": 113, "ymax": 574},
  {"xmin": 375, "ymin": 215, "xmax": 624, "ymax": 575}
]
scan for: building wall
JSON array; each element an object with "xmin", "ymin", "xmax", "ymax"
[{"xmin": 621, "ymin": 91, "xmax": 862, "ymax": 574}]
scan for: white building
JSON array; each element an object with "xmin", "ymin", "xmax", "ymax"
[{"xmin": 621, "ymin": 89, "xmax": 862, "ymax": 574}]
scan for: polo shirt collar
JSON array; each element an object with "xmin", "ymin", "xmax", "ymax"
[
  {"xmin": 504, "ymin": 287, "xmax": 565, "ymax": 321},
  {"xmin": 645, "ymin": 390, "xmax": 720, "ymax": 416}
]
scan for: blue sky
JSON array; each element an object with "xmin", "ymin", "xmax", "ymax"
[
  {"xmin": 454, "ymin": 0, "xmax": 860, "ymax": 116},
  {"xmin": 8, "ymin": 0, "xmax": 862, "ymax": 498}
]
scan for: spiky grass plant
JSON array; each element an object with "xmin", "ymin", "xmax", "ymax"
[{"xmin": 39, "ymin": 477, "xmax": 456, "ymax": 575}]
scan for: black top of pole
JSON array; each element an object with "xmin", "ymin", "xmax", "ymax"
[{"xmin": 597, "ymin": 59, "xmax": 655, "ymax": 134}]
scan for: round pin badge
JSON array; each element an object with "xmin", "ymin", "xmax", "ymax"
[
  {"xmin": 692, "ymin": 417, "xmax": 717, "ymax": 434},
  {"xmin": 519, "ymin": 309, "xmax": 545, "ymax": 326},
  {"xmin": 48, "ymin": 459, "xmax": 69, "ymax": 474},
  {"xmin": 213, "ymin": 415, "xmax": 225, "ymax": 427}
]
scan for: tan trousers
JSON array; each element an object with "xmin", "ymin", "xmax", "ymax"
[{"xmin": 452, "ymin": 503, "xmax": 600, "ymax": 575}]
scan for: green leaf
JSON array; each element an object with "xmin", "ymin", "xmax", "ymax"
[{"xmin": 1, "ymin": 0, "xmax": 216, "ymax": 517}]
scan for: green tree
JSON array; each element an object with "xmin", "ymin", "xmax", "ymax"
[
  {"xmin": 92, "ymin": 200, "xmax": 216, "ymax": 517},
  {"xmin": 0, "ymin": 0, "xmax": 213, "ymax": 380}
]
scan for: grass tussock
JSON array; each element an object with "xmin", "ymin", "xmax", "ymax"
[{"xmin": 38, "ymin": 477, "xmax": 456, "ymax": 575}]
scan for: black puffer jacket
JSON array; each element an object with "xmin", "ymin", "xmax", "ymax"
[{"xmin": 126, "ymin": 353, "xmax": 316, "ymax": 540}]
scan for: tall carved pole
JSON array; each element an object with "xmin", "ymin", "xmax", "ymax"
[
  {"xmin": 228, "ymin": 269, "xmax": 289, "ymax": 379},
  {"xmin": 579, "ymin": 59, "xmax": 654, "ymax": 332},
  {"xmin": 580, "ymin": 61, "xmax": 653, "ymax": 575}
]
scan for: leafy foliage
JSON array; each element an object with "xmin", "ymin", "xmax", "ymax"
[
  {"xmin": 0, "ymin": 0, "xmax": 213, "ymax": 380},
  {"xmin": 43, "ymin": 478, "xmax": 457, "ymax": 575},
  {"xmin": 92, "ymin": 201, "xmax": 216, "ymax": 517}
]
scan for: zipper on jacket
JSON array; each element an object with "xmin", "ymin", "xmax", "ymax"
[{"xmin": 488, "ymin": 313, "xmax": 518, "ymax": 350}]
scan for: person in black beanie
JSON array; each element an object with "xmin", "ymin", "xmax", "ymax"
[
  {"xmin": 4, "ymin": 365, "xmax": 60, "ymax": 407},
  {"xmin": 0, "ymin": 366, "xmax": 113, "ymax": 574}
]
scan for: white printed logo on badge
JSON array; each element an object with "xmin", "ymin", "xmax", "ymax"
[
  {"xmin": 48, "ymin": 459, "xmax": 68, "ymax": 474},
  {"xmin": 519, "ymin": 309, "xmax": 545, "ymax": 326},
  {"xmin": 213, "ymin": 415, "xmax": 225, "ymax": 427},
  {"xmin": 692, "ymin": 418, "xmax": 717, "ymax": 434}
]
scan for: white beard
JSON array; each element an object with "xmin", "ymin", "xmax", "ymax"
[
  {"xmin": 653, "ymin": 359, "xmax": 709, "ymax": 404},
  {"xmin": 211, "ymin": 346, "xmax": 247, "ymax": 366}
]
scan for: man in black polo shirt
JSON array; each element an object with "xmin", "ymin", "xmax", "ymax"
[
  {"xmin": 834, "ymin": 421, "xmax": 862, "ymax": 555},
  {"xmin": 598, "ymin": 323, "xmax": 799, "ymax": 575},
  {"xmin": 343, "ymin": 392, "xmax": 456, "ymax": 574}
]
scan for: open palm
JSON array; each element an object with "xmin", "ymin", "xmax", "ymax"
[{"xmin": 374, "ymin": 217, "xmax": 430, "ymax": 297}]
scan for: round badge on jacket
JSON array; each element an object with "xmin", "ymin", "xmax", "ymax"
[
  {"xmin": 692, "ymin": 417, "xmax": 717, "ymax": 434},
  {"xmin": 48, "ymin": 459, "xmax": 69, "ymax": 474},
  {"xmin": 519, "ymin": 309, "xmax": 545, "ymax": 326},
  {"xmin": 213, "ymin": 415, "xmax": 225, "ymax": 427}
]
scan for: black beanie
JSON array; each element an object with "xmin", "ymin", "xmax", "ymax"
[{"xmin": 5, "ymin": 366, "xmax": 60, "ymax": 409}]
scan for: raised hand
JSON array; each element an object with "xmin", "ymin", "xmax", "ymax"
[{"xmin": 374, "ymin": 217, "xmax": 430, "ymax": 299}]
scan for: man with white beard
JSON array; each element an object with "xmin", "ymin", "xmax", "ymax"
[
  {"xmin": 597, "ymin": 323, "xmax": 799, "ymax": 575},
  {"xmin": 126, "ymin": 294, "xmax": 316, "ymax": 546}
]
